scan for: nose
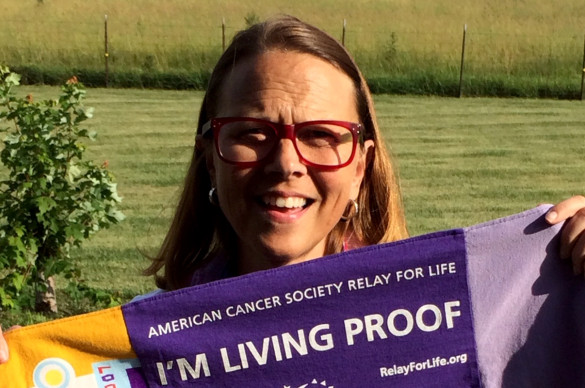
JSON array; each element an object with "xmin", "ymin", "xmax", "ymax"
[{"xmin": 263, "ymin": 138, "xmax": 307, "ymax": 177}]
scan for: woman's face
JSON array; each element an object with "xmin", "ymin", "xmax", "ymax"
[{"xmin": 208, "ymin": 50, "xmax": 373, "ymax": 274}]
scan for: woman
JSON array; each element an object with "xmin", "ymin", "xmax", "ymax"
[
  {"xmin": 1, "ymin": 15, "xmax": 584, "ymax": 363},
  {"xmin": 142, "ymin": 15, "xmax": 585, "ymax": 291},
  {"xmin": 143, "ymin": 14, "xmax": 407, "ymax": 291}
]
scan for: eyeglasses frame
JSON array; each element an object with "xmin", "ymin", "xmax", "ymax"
[{"xmin": 201, "ymin": 117, "xmax": 365, "ymax": 170}]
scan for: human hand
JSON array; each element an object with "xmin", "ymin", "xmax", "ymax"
[
  {"xmin": 0, "ymin": 325, "xmax": 21, "ymax": 364},
  {"xmin": 545, "ymin": 195, "xmax": 585, "ymax": 275},
  {"xmin": 0, "ymin": 325, "xmax": 9, "ymax": 364}
]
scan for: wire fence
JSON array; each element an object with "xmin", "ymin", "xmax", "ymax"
[{"xmin": 1, "ymin": 17, "xmax": 584, "ymax": 97}]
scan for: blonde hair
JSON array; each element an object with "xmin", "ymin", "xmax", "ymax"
[{"xmin": 145, "ymin": 15, "xmax": 408, "ymax": 290}]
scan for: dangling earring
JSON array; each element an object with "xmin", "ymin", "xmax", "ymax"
[
  {"xmin": 340, "ymin": 199, "xmax": 359, "ymax": 222},
  {"xmin": 208, "ymin": 187, "xmax": 219, "ymax": 206}
]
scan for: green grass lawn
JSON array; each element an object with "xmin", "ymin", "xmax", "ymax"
[
  {"xmin": 1, "ymin": 86, "xmax": 584, "ymax": 325},
  {"xmin": 378, "ymin": 96, "xmax": 585, "ymax": 233}
]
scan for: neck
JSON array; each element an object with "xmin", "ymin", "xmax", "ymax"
[{"xmin": 236, "ymin": 240, "xmax": 327, "ymax": 275}]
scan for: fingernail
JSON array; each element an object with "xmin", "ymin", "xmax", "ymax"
[{"xmin": 545, "ymin": 210, "xmax": 557, "ymax": 223}]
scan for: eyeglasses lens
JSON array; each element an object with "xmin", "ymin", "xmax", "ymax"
[{"xmin": 217, "ymin": 120, "xmax": 355, "ymax": 167}]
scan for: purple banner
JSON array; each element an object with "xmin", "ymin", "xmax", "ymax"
[{"xmin": 123, "ymin": 230, "xmax": 480, "ymax": 387}]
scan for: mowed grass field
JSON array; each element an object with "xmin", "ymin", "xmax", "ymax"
[{"xmin": 1, "ymin": 86, "xmax": 584, "ymax": 325}]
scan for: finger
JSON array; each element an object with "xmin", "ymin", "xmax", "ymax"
[
  {"xmin": 560, "ymin": 209, "xmax": 585, "ymax": 260},
  {"xmin": 573, "ymin": 233, "xmax": 585, "ymax": 276},
  {"xmin": 0, "ymin": 325, "xmax": 9, "ymax": 364},
  {"xmin": 546, "ymin": 195, "xmax": 585, "ymax": 224}
]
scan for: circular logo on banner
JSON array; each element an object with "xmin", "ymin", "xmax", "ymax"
[{"xmin": 32, "ymin": 358, "xmax": 75, "ymax": 388}]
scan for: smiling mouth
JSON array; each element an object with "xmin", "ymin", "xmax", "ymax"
[{"xmin": 261, "ymin": 195, "xmax": 309, "ymax": 209}]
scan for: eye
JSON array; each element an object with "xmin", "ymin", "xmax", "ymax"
[
  {"xmin": 238, "ymin": 127, "xmax": 269, "ymax": 141},
  {"xmin": 297, "ymin": 125, "xmax": 351, "ymax": 146},
  {"xmin": 225, "ymin": 123, "xmax": 275, "ymax": 144}
]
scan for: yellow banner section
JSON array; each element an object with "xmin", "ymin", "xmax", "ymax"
[{"xmin": 0, "ymin": 306, "xmax": 136, "ymax": 388}]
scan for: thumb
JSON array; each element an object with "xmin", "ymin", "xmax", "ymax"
[
  {"xmin": 545, "ymin": 196, "xmax": 585, "ymax": 225},
  {"xmin": 0, "ymin": 325, "xmax": 9, "ymax": 364}
]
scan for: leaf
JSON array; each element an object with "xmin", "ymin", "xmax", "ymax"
[
  {"xmin": 65, "ymin": 224, "xmax": 85, "ymax": 241},
  {"xmin": 67, "ymin": 164, "xmax": 81, "ymax": 181},
  {"xmin": 108, "ymin": 209, "xmax": 126, "ymax": 223},
  {"xmin": 4, "ymin": 133, "xmax": 21, "ymax": 144},
  {"xmin": 11, "ymin": 272, "xmax": 24, "ymax": 290},
  {"xmin": 84, "ymin": 107, "xmax": 94, "ymax": 119},
  {"xmin": 36, "ymin": 197, "xmax": 57, "ymax": 215},
  {"xmin": 4, "ymin": 72, "xmax": 21, "ymax": 87}
]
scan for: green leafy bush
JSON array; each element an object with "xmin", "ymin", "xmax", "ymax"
[{"xmin": 0, "ymin": 66, "xmax": 124, "ymax": 311}]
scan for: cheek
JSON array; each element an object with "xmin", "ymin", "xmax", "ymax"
[
  {"xmin": 315, "ymin": 161, "xmax": 365, "ymax": 221},
  {"xmin": 211, "ymin": 152, "xmax": 244, "ymax": 191},
  {"xmin": 315, "ymin": 169, "xmax": 356, "ymax": 208},
  {"xmin": 212, "ymin": 161, "xmax": 249, "ymax": 211}
]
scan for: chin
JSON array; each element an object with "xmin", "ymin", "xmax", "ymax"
[
  {"xmin": 239, "ymin": 234, "xmax": 326, "ymax": 271},
  {"xmin": 262, "ymin": 245, "xmax": 321, "ymax": 267}
]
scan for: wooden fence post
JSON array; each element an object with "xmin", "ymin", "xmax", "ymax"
[
  {"xmin": 580, "ymin": 32, "xmax": 585, "ymax": 101},
  {"xmin": 459, "ymin": 24, "xmax": 467, "ymax": 98},
  {"xmin": 342, "ymin": 19, "xmax": 346, "ymax": 46},
  {"xmin": 104, "ymin": 14, "xmax": 109, "ymax": 88},
  {"xmin": 222, "ymin": 18, "xmax": 226, "ymax": 52}
]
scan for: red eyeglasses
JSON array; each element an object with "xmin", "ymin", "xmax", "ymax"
[{"xmin": 202, "ymin": 117, "xmax": 364, "ymax": 170}]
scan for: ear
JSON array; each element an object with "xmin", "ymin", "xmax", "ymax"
[
  {"xmin": 349, "ymin": 140, "xmax": 374, "ymax": 199},
  {"xmin": 196, "ymin": 134, "xmax": 217, "ymax": 187}
]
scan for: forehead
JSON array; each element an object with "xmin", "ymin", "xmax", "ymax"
[{"xmin": 215, "ymin": 50, "xmax": 358, "ymax": 121}]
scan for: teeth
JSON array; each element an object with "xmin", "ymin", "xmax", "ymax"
[{"xmin": 263, "ymin": 196, "xmax": 307, "ymax": 209}]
